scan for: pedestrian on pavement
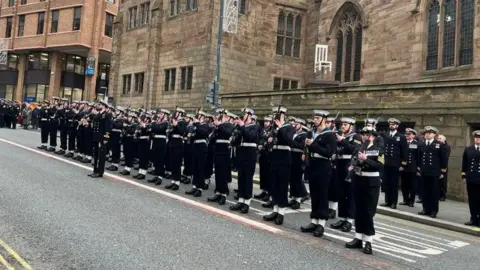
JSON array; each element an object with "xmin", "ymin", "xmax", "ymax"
[
  {"xmin": 437, "ymin": 134, "xmax": 451, "ymax": 201},
  {"xmin": 462, "ymin": 130, "xmax": 480, "ymax": 227}
]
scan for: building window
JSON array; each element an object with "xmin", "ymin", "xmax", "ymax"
[
  {"xmin": 180, "ymin": 66, "xmax": 193, "ymax": 90},
  {"xmin": 7, "ymin": 54, "xmax": 18, "ymax": 70},
  {"xmin": 170, "ymin": 0, "xmax": 180, "ymax": 16},
  {"xmin": 134, "ymin": 73, "xmax": 144, "ymax": 93},
  {"xmin": 5, "ymin": 17, "xmax": 13, "ymax": 38},
  {"xmin": 122, "ymin": 74, "xmax": 132, "ymax": 94},
  {"xmin": 21, "ymin": 0, "xmax": 27, "ymax": 4},
  {"xmin": 273, "ymin": 78, "xmax": 298, "ymax": 90},
  {"xmin": 17, "ymin": 15, "xmax": 25, "ymax": 37},
  {"xmin": 73, "ymin": 7, "xmax": 82, "ymax": 31},
  {"xmin": 164, "ymin": 68, "xmax": 176, "ymax": 91},
  {"xmin": 334, "ymin": 7, "xmax": 363, "ymax": 83},
  {"xmin": 28, "ymin": 52, "xmax": 50, "ymax": 70},
  {"xmin": 276, "ymin": 11, "xmax": 302, "ymax": 58},
  {"xmin": 25, "ymin": 84, "xmax": 49, "ymax": 102},
  {"xmin": 61, "ymin": 87, "xmax": 83, "ymax": 102},
  {"xmin": 128, "ymin": 6, "xmax": 137, "ymax": 29},
  {"xmin": 51, "ymin": 10, "xmax": 59, "ymax": 33},
  {"xmin": 425, "ymin": 0, "xmax": 474, "ymax": 70},
  {"xmin": 105, "ymin": 13, "xmax": 114, "ymax": 37},
  {"xmin": 63, "ymin": 55, "xmax": 85, "ymax": 75},
  {"xmin": 37, "ymin": 12, "xmax": 45, "ymax": 35},
  {"xmin": 8, "ymin": 0, "xmax": 14, "ymax": 7},
  {"xmin": 186, "ymin": 0, "xmax": 198, "ymax": 11},
  {"xmin": 0, "ymin": 85, "xmax": 15, "ymax": 100},
  {"xmin": 239, "ymin": 0, "xmax": 247, "ymax": 14},
  {"xmin": 139, "ymin": 2, "xmax": 150, "ymax": 25}
]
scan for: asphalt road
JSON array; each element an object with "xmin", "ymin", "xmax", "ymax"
[{"xmin": 0, "ymin": 128, "xmax": 479, "ymax": 269}]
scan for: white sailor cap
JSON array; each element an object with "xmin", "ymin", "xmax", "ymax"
[
  {"xmin": 301, "ymin": 125, "xmax": 310, "ymax": 132},
  {"xmin": 326, "ymin": 116, "xmax": 336, "ymax": 122},
  {"xmin": 128, "ymin": 112, "xmax": 137, "ymax": 118},
  {"xmin": 424, "ymin": 126, "xmax": 439, "ymax": 134},
  {"xmin": 204, "ymin": 113, "xmax": 214, "ymax": 119},
  {"xmin": 364, "ymin": 118, "xmax": 378, "ymax": 125},
  {"xmin": 198, "ymin": 110, "xmax": 207, "ymax": 116},
  {"xmin": 313, "ymin": 110, "xmax": 329, "ymax": 117},
  {"xmin": 405, "ymin": 128, "xmax": 417, "ymax": 135},
  {"xmin": 340, "ymin": 117, "xmax": 356, "ymax": 125},
  {"xmin": 185, "ymin": 114, "xmax": 196, "ymax": 119},
  {"xmin": 160, "ymin": 109, "xmax": 171, "ymax": 114},
  {"xmin": 226, "ymin": 111, "xmax": 238, "ymax": 119},
  {"xmin": 360, "ymin": 126, "xmax": 377, "ymax": 135},
  {"xmin": 294, "ymin": 117, "xmax": 306, "ymax": 125},
  {"xmin": 252, "ymin": 115, "xmax": 258, "ymax": 121},
  {"xmin": 264, "ymin": 116, "xmax": 272, "ymax": 121},
  {"xmin": 215, "ymin": 108, "xmax": 225, "ymax": 114},
  {"xmin": 52, "ymin": 96, "xmax": 59, "ymax": 100},
  {"xmin": 176, "ymin": 107, "xmax": 185, "ymax": 114},
  {"xmin": 60, "ymin": 98, "xmax": 69, "ymax": 102},
  {"xmin": 388, "ymin": 118, "xmax": 401, "ymax": 124},
  {"xmin": 287, "ymin": 116, "xmax": 296, "ymax": 122},
  {"xmin": 242, "ymin": 108, "xmax": 254, "ymax": 115},
  {"xmin": 472, "ymin": 130, "xmax": 480, "ymax": 137},
  {"xmin": 272, "ymin": 106, "xmax": 287, "ymax": 113}
]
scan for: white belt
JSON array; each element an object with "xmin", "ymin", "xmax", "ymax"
[
  {"xmin": 41, "ymin": 118, "xmax": 47, "ymax": 121},
  {"xmin": 195, "ymin": 139, "xmax": 207, "ymax": 144},
  {"xmin": 273, "ymin": 145, "xmax": 291, "ymax": 151},
  {"xmin": 154, "ymin": 135, "xmax": 167, "ymax": 139},
  {"xmin": 310, "ymin": 153, "xmax": 329, "ymax": 160},
  {"xmin": 355, "ymin": 171, "xmax": 380, "ymax": 177},
  {"xmin": 291, "ymin": 148, "xmax": 303, "ymax": 153},
  {"xmin": 216, "ymin": 139, "xmax": 230, "ymax": 144},
  {"xmin": 139, "ymin": 136, "xmax": 149, "ymax": 139},
  {"xmin": 68, "ymin": 119, "xmax": 73, "ymax": 122},
  {"xmin": 50, "ymin": 117, "xmax": 55, "ymax": 119},
  {"xmin": 338, "ymin": 155, "xmax": 352, "ymax": 159},
  {"xmin": 111, "ymin": 129, "xmax": 122, "ymax": 132},
  {"xmin": 172, "ymin": 134, "xmax": 182, "ymax": 138},
  {"xmin": 240, "ymin": 142, "xmax": 257, "ymax": 147}
]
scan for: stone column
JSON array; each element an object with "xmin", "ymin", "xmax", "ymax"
[
  {"xmin": 14, "ymin": 54, "xmax": 26, "ymax": 101},
  {"xmin": 48, "ymin": 51, "xmax": 63, "ymax": 98}
]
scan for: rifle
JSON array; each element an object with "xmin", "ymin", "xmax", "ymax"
[{"xmin": 303, "ymin": 128, "xmax": 313, "ymax": 168}]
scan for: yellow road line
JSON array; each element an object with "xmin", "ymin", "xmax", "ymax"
[
  {"xmin": 0, "ymin": 238, "xmax": 31, "ymax": 270},
  {"xmin": 0, "ymin": 253, "xmax": 14, "ymax": 270}
]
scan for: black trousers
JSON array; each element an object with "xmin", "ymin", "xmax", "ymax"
[
  {"xmin": 337, "ymin": 162, "xmax": 355, "ymax": 219},
  {"xmin": 68, "ymin": 126, "xmax": 77, "ymax": 152},
  {"xmin": 422, "ymin": 174, "xmax": 440, "ymax": 214},
  {"xmin": 40, "ymin": 120, "xmax": 49, "ymax": 144},
  {"xmin": 467, "ymin": 181, "xmax": 480, "ymax": 223},
  {"xmin": 49, "ymin": 121, "xmax": 58, "ymax": 147},
  {"xmin": 236, "ymin": 146, "xmax": 257, "ymax": 200},
  {"xmin": 93, "ymin": 141, "xmax": 107, "ymax": 176},
  {"xmin": 170, "ymin": 145, "xmax": 183, "ymax": 181},
  {"xmin": 328, "ymin": 166, "xmax": 338, "ymax": 202},
  {"xmin": 152, "ymin": 138, "xmax": 167, "ymax": 176},
  {"xmin": 440, "ymin": 173, "xmax": 448, "ymax": 198},
  {"xmin": 258, "ymin": 153, "xmax": 271, "ymax": 193},
  {"xmin": 164, "ymin": 145, "xmax": 171, "ymax": 172},
  {"xmin": 123, "ymin": 137, "xmax": 134, "ymax": 168},
  {"xmin": 11, "ymin": 116, "xmax": 16, "ymax": 129},
  {"xmin": 76, "ymin": 126, "xmax": 84, "ymax": 154},
  {"xmin": 271, "ymin": 152, "xmax": 291, "ymax": 208},
  {"xmin": 307, "ymin": 158, "xmax": 331, "ymax": 220},
  {"xmin": 0, "ymin": 114, "xmax": 4, "ymax": 127},
  {"xmin": 354, "ymin": 175, "xmax": 380, "ymax": 236},
  {"xmin": 193, "ymin": 142, "xmax": 207, "ymax": 188},
  {"xmin": 214, "ymin": 144, "xmax": 231, "ymax": 195},
  {"xmin": 205, "ymin": 144, "xmax": 214, "ymax": 178},
  {"xmin": 401, "ymin": 171, "xmax": 416, "ymax": 203},
  {"xmin": 384, "ymin": 166, "xmax": 400, "ymax": 205},
  {"xmin": 110, "ymin": 135, "xmax": 122, "ymax": 164},
  {"xmin": 138, "ymin": 139, "xmax": 150, "ymax": 171},
  {"xmin": 83, "ymin": 128, "xmax": 93, "ymax": 156},
  {"xmin": 289, "ymin": 157, "xmax": 307, "ymax": 198},
  {"xmin": 183, "ymin": 142, "xmax": 193, "ymax": 176},
  {"xmin": 4, "ymin": 115, "xmax": 11, "ymax": 128},
  {"xmin": 60, "ymin": 126, "xmax": 68, "ymax": 150}
]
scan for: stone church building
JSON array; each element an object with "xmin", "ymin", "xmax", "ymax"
[{"xmin": 109, "ymin": 0, "xmax": 479, "ymax": 200}]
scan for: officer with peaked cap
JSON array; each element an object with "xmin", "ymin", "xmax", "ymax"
[
  {"xmin": 301, "ymin": 109, "xmax": 337, "ymax": 237},
  {"xmin": 287, "ymin": 117, "xmax": 309, "ymax": 210},
  {"xmin": 330, "ymin": 116, "xmax": 363, "ymax": 233},
  {"xmin": 380, "ymin": 118, "xmax": 408, "ymax": 209},
  {"xmin": 462, "ymin": 130, "xmax": 480, "ymax": 226},
  {"xmin": 399, "ymin": 128, "xmax": 420, "ymax": 207},
  {"xmin": 418, "ymin": 126, "xmax": 448, "ymax": 218},
  {"xmin": 88, "ymin": 100, "xmax": 113, "ymax": 178},
  {"xmin": 230, "ymin": 107, "xmax": 260, "ymax": 213}
]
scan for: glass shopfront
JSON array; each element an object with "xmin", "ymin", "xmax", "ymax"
[
  {"xmin": 0, "ymin": 85, "xmax": 15, "ymax": 100},
  {"xmin": 24, "ymin": 84, "xmax": 49, "ymax": 102},
  {"xmin": 61, "ymin": 87, "xmax": 83, "ymax": 102}
]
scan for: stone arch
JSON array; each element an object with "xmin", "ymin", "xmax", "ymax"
[{"xmin": 327, "ymin": 1, "xmax": 367, "ymax": 39}]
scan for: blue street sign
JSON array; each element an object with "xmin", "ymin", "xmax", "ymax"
[
  {"xmin": 86, "ymin": 67, "xmax": 94, "ymax": 76},
  {"xmin": 24, "ymin": 96, "xmax": 35, "ymax": 102}
]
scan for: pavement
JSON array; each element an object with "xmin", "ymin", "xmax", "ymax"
[{"xmin": 0, "ymin": 128, "xmax": 480, "ymax": 269}]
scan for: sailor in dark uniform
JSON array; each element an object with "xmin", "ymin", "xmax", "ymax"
[
  {"xmin": 88, "ymin": 101, "xmax": 112, "ymax": 178},
  {"xmin": 47, "ymin": 98, "xmax": 60, "ymax": 152},
  {"xmin": 300, "ymin": 110, "xmax": 337, "ymax": 237},
  {"xmin": 380, "ymin": 118, "xmax": 408, "ymax": 209},
  {"xmin": 134, "ymin": 113, "xmax": 152, "ymax": 180},
  {"xmin": 325, "ymin": 115, "xmax": 339, "ymax": 218},
  {"xmin": 106, "ymin": 107, "xmax": 126, "ymax": 172},
  {"xmin": 147, "ymin": 109, "xmax": 170, "ymax": 185},
  {"xmin": 345, "ymin": 126, "xmax": 384, "ymax": 255},
  {"xmin": 255, "ymin": 115, "xmax": 273, "ymax": 206},
  {"xmin": 37, "ymin": 101, "xmax": 50, "ymax": 150},
  {"xmin": 399, "ymin": 128, "xmax": 420, "ymax": 207},
  {"xmin": 462, "ymin": 130, "xmax": 480, "ymax": 227},
  {"xmin": 287, "ymin": 118, "xmax": 309, "ymax": 210},
  {"xmin": 55, "ymin": 98, "xmax": 69, "ymax": 155},
  {"xmin": 181, "ymin": 114, "xmax": 196, "ymax": 185},
  {"xmin": 230, "ymin": 108, "xmax": 260, "ymax": 214},
  {"xmin": 418, "ymin": 126, "xmax": 448, "ymax": 218},
  {"xmin": 165, "ymin": 108, "xmax": 186, "ymax": 190},
  {"xmin": 120, "ymin": 113, "xmax": 138, "ymax": 175},
  {"xmin": 63, "ymin": 101, "xmax": 78, "ymax": 158}
]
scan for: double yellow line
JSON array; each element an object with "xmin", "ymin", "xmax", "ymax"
[{"xmin": 0, "ymin": 238, "xmax": 32, "ymax": 270}]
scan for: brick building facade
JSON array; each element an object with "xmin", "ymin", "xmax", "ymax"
[
  {"xmin": 0, "ymin": 0, "xmax": 118, "ymax": 102},
  {"xmin": 110, "ymin": 0, "xmax": 480, "ymax": 201}
]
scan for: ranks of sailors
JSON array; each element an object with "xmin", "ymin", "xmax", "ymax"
[{"xmin": 0, "ymin": 98, "xmax": 20, "ymax": 129}]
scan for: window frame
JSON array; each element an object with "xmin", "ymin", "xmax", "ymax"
[
  {"xmin": 27, "ymin": 52, "xmax": 51, "ymax": 70},
  {"xmin": 276, "ymin": 11, "xmax": 303, "ymax": 58},
  {"xmin": 51, "ymin": 10, "xmax": 59, "ymax": 33},
  {"xmin": 5, "ymin": 17, "xmax": 13, "ymax": 38},
  {"xmin": 37, "ymin": 12, "xmax": 45, "ymax": 35},
  {"xmin": 72, "ymin": 7, "xmax": 82, "ymax": 31},
  {"xmin": 164, "ymin": 68, "xmax": 176, "ymax": 91},
  {"xmin": 273, "ymin": 77, "xmax": 299, "ymax": 90},
  {"xmin": 134, "ymin": 72, "xmax": 144, "ymax": 94},
  {"xmin": 105, "ymin": 13, "xmax": 114, "ymax": 37},
  {"xmin": 17, "ymin": 15, "xmax": 25, "ymax": 37},
  {"xmin": 180, "ymin": 66, "xmax": 193, "ymax": 90},
  {"xmin": 122, "ymin": 74, "xmax": 132, "ymax": 95}
]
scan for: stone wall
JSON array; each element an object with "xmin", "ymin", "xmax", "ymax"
[{"xmin": 221, "ymin": 79, "xmax": 480, "ymax": 201}]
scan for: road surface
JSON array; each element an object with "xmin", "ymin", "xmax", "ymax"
[{"xmin": 0, "ymin": 128, "xmax": 478, "ymax": 269}]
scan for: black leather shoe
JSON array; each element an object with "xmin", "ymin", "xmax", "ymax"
[
  {"xmin": 330, "ymin": 220, "xmax": 345, "ymax": 229},
  {"xmin": 75, "ymin": 155, "xmax": 83, "ymax": 161},
  {"xmin": 81, "ymin": 158, "xmax": 90, "ymax": 163},
  {"xmin": 147, "ymin": 176, "xmax": 158, "ymax": 183},
  {"xmin": 154, "ymin": 178, "xmax": 163, "ymax": 186},
  {"xmin": 313, "ymin": 225, "xmax": 325, "ymax": 237},
  {"xmin": 119, "ymin": 170, "xmax": 130, "ymax": 175},
  {"xmin": 261, "ymin": 201, "xmax": 274, "ymax": 208},
  {"xmin": 254, "ymin": 191, "xmax": 267, "ymax": 200},
  {"xmin": 171, "ymin": 184, "xmax": 179, "ymax": 191},
  {"xmin": 239, "ymin": 204, "xmax": 249, "ymax": 214},
  {"xmin": 275, "ymin": 214, "xmax": 284, "ymax": 225},
  {"xmin": 399, "ymin": 202, "xmax": 408, "ymax": 206},
  {"xmin": 183, "ymin": 177, "xmax": 191, "ymax": 185},
  {"xmin": 185, "ymin": 188, "xmax": 196, "ymax": 195},
  {"xmin": 464, "ymin": 220, "xmax": 479, "ymax": 226},
  {"xmin": 106, "ymin": 165, "xmax": 117, "ymax": 171},
  {"xmin": 165, "ymin": 183, "xmax": 174, "ymax": 189},
  {"xmin": 91, "ymin": 174, "xmax": 102, "ymax": 178},
  {"xmin": 55, "ymin": 149, "xmax": 65, "ymax": 155},
  {"xmin": 208, "ymin": 194, "xmax": 221, "ymax": 202},
  {"xmin": 164, "ymin": 173, "xmax": 172, "ymax": 179},
  {"xmin": 416, "ymin": 199, "xmax": 423, "ymax": 203},
  {"xmin": 135, "ymin": 174, "xmax": 145, "ymax": 180},
  {"xmin": 47, "ymin": 147, "xmax": 55, "ymax": 152},
  {"xmin": 345, "ymin": 238, "xmax": 363, "ymax": 249},
  {"xmin": 363, "ymin": 242, "xmax": 373, "ymax": 255},
  {"xmin": 408, "ymin": 202, "xmax": 415, "ymax": 207},
  {"xmin": 87, "ymin": 173, "xmax": 96, "ymax": 177},
  {"xmin": 37, "ymin": 145, "xmax": 47, "ymax": 150},
  {"xmin": 193, "ymin": 189, "xmax": 202, "ymax": 197},
  {"xmin": 64, "ymin": 152, "xmax": 74, "ymax": 158},
  {"xmin": 379, "ymin": 203, "xmax": 390, "ymax": 207},
  {"xmin": 430, "ymin": 212, "xmax": 437, "ymax": 218},
  {"xmin": 390, "ymin": 204, "xmax": 397, "ymax": 209},
  {"xmin": 418, "ymin": 211, "xmax": 428, "ymax": 216},
  {"xmin": 300, "ymin": 223, "xmax": 317, "ymax": 233},
  {"xmin": 301, "ymin": 195, "xmax": 310, "ymax": 203},
  {"xmin": 230, "ymin": 202, "xmax": 243, "ymax": 211},
  {"xmin": 341, "ymin": 221, "xmax": 352, "ymax": 232},
  {"xmin": 233, "ymin": 194, "xmax": 239, "ymax": 200},
  {"xmin": 439, "ymin": 196, "xmax": 446, "ymax": 202},
  {"xmin": 218, "ymin": 196, "xmax": 226, "ymax": 205},
  {"xmin": 263, "ymin": 212, "xmax": 278, "ymax": 221},
  {"xmin": 287, "ymin": 200, "xmax": 300, "ymax": 210},
  {"xmin": 328, "ymin": 209, "xmax": 337, "ymax": 219}
]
